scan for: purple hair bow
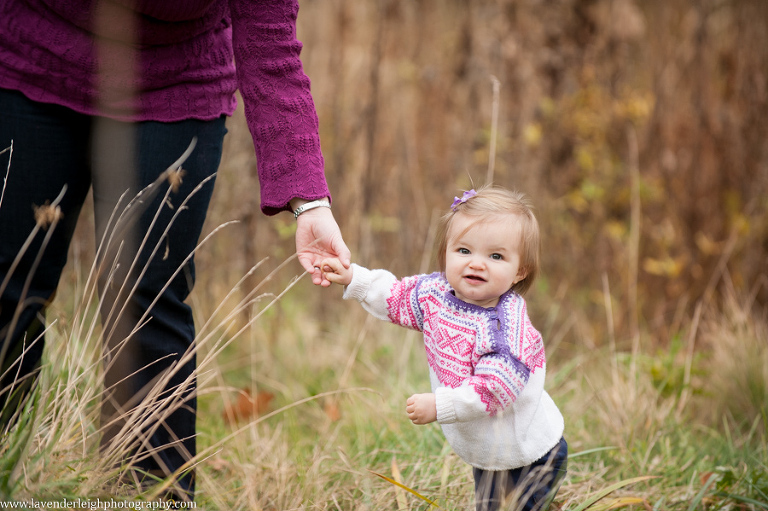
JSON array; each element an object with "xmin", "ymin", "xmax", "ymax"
[{"xmin": 451, "ymin": 189, "xmax": 477, "ymax": 211}]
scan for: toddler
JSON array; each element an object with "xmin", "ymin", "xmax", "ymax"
[{"xmin": 322, "ymin": 186, "xmax": 566, "ymax": 511}]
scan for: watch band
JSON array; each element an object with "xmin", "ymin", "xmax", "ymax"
[{"xmin": 293, "ymin": 199, "xmax": 331, "ymax": 219}]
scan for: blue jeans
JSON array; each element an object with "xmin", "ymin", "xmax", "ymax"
[
  {"xmin": 474, "ymin": 437, "xmax": 568, "ymax": 511},
  {"xmin": 0, "ymin": 88, "xmax": 226, "ymax": 498}
]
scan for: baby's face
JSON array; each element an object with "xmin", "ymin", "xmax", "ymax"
[{"xmin": 444, "ymin": 213, "xmax": 526, "ymax": 308}]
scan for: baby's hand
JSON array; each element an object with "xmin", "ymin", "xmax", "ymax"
[
  {"xmin": 405, "ymin": 393, "xmax": 437, "ymax": 425},
  {"xmin": 320, "ymin": 258, "xmax": 354, "ymax": 286}
]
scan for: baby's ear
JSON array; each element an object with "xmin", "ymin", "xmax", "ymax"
[{"xmin": 515, "ymin": 266, "xmax": 529, "ymax": 283}]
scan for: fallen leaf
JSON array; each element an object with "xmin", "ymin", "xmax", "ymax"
[
  {"xmin": 223, "ymin": 388, "xmax": 274, "ymax": 425},
  {"xmin": 324, "ymin": 397, "xmax": 342, "ymax": 422},
  {"xmin": 210, "ymin": 457, "xmax": 230, "ymax": 472}
]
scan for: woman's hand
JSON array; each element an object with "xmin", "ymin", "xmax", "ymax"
[
  {"xmin": 406, "ymin": 393, "xmax": 437, "ymax": 425},
  {"xmin": 292, "ymin": 199, "xmax": 351, "ymax": 287}
]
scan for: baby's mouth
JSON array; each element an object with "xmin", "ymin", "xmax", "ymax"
[{"xmin": 464, "ymin": 274, "xmax": 486, "ymax": 282}]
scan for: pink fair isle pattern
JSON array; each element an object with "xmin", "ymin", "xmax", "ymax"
[
  {"xmin": 385, "ymin": 273, "xmax": 546, "ymax": 417},
  {"xmin": 425, "ymin": 298, "xmax": 476, "ymax": 388},
  {"xmin": 385, "ymin": 274, "xmax": 426, "ymax": 332},
  {"xmin": 515, "ymin": 300, "xmax": 546, "ymax": 372},
  {"xmin": 470, "ymin": 385, "xmax": 498, "ymax": 415},
  {"xmin": 524, "ymin": 323, "xmax": 546, "ymax": 371}
]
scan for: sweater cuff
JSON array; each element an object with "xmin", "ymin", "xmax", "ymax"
[
  {"xmin": 342, "ymin": 264, "xmax": 371, "ymax": 302},
  {"xmin": 435, "ymin": 387, "xmax": 457, "ymax": 424}
]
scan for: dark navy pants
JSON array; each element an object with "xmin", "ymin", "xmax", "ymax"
[
  {"xmin": 474, "ymin": 437, "xmax": 568, "ymax": 511},
  {"xmin": 0, "ymin": 88, "xmax": 226, "ymax": 499}
]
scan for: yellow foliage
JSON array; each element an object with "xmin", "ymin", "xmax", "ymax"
[
  {"xmin": 731, "ymin": 213, "xmax": 750, "ymax": 236},
  {"xmin": 695, "ymin": 232, "xmax": 722, "ymax": 255},
  {"xmin": 523, "ymin": 123, "xmax": 543, "ymax": 147},
  {"xmin": 566, "ymin": 190, "xmax": 590, "ymax": 214},
  {"xmin": 642, "ymin": 256, "xmax": 684, "ymax": 277},
  {"xmin": 606, "ymin": 221, "xmax": 628, "ymax": 242},
  {"xmin": 369, "ymin": 214, "xmax": 401, "ymax": 233},
  {"xmin": 576, "ymin": 146, "xmax": 596, "ymax": 173},
  {"xmin": 539, "ymin": 97, "xmax": 556, "ymax": 119},
  {"xmin": 614, "ymin": 91, "xmax": 655, "ymax": 124}
]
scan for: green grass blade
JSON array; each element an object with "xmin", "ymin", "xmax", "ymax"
[
  {"xmin": 567, "ymin": 447, "xmax": 619, "ymax": 459},
  {"xmin": 570, "ymin": 476, "xmax": 658, "ymax": 511},
  {"xmin": 715, "ymin": 492, "xmax": 768, "ymax": 510},
  {"xmin": 585, "ymin": 497, "xmax": 647, "ymax": 511},
  {"xmin": 0, "ymin": 389, "xmax": 41, "ymax": 498},
  {"xmin": 686, "ymin": 475, "xmax": 716, "ymax": 511},
  {"xmin": 369, "ymin": 469, "xmax": 442, "ymax": 509}
]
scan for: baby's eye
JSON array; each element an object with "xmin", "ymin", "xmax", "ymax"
[
  {"xmin": 458, "ymin": 248, "xmax": 470, "ymax": 255},
  {"xmin": 491, "ymin": 253, "xmax": 503, "ymax": 260}
]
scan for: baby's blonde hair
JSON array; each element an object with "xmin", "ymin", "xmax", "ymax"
[{"xmin": 435, "ymin": 185, "xmax": 541, "ymax": 295}]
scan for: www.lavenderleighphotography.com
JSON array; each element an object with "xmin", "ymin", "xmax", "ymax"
[
  {"xmin": 1, "ymin": 1, "xmax": 766, "ymax": 510},
  {"xmin": 0, "ymin": 498, "xmax": 196, "ymax": 510}
]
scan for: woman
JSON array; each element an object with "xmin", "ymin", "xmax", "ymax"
[{"xmin": 0, "ymin": 0, "xmax": 350, "ymax": 500}]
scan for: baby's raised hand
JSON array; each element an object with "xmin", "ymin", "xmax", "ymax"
[
  {"xmin": 320, "ymin": 258, "xmax": 354, "ymax": 286},
  {"xmin": 405, "ymin": 393, "xmax": 437, "ymax": 425}
]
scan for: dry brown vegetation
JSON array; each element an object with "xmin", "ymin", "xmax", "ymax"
[
  {"xmin": 29, "ymin": 0, "xmax": 765, "ymax": 508},
  {"xmin": 197, "ymin": 0, "xmax": 768, "ymax": 349}
]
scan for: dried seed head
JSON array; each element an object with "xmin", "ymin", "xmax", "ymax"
[
  {"xmin": 167, "ymin": 167, "xmax": 185, "ymax": 193},
  {"xmin": 33, "ymin": 202, "xmax": 63, "ymax": 229}
]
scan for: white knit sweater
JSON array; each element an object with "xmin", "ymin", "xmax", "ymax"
[{"xmin": 344, "ymin": 265, "xmax": 564, "ymax": 470}]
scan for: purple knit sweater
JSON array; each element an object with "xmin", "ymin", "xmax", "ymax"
[{"xmin": 0, "ymin": 0, "xmax": 330, "ymax": 215}]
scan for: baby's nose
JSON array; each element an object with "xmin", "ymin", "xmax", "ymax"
[{"xmin": 469, "ymin": 257, "xmax": 485, "ymax": 269}]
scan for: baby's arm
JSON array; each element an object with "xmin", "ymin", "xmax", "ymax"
[
  {"xmin": 322, "ymin": 262, "xmax": 425, "ymax": 330},
  {"xmin": 323, "ymin": 261, "xmax": 435, "ymax": 425}
]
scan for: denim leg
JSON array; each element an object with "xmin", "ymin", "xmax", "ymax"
[
  {"xmin": 0, "ymin": 88, "xmax": 92, "ymax": 426},
  {"xmin": 0, "ymin": 87, "xmax": 226, "ymax": 499},
  {"xmin": 474, "ymin": 437, "xmax": 568, "ymax": 511},
  {"xmin": 92, "ymin": 116, "xmax": 225, "ymax": 499}
]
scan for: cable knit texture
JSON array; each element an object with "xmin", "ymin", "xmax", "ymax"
[
  {"xmin": 344, "ymin": 264, "xmax": 565, "ymax": 470},
  {"xmin": 0, "ymin": 0, "xmax": 329, "ymax": 214}
]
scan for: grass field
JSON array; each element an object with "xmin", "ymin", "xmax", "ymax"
[
  {"xmin": 1, "ymin": 253, "xmax": 765, "ymax": 510},
  {"xmin": 2, "ymin": 2, "xmax": 768, "ymax": 507}
]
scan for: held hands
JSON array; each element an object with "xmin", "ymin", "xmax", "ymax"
[
  {"xmin": 293, "ymin": 201, "xmax": 351, "ymax": 287},
  {"xmin": 319, "ymin": 257, "xmax": 354, "ymax": 286},
  {"xmin": 406, "ymin": 393, "xmax": 437, "ymax": 425}
]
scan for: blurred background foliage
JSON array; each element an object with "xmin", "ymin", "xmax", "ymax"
[
  {"xmin": 195, "ymin": 0, "xmax": 768, "ymax": 351},
  {"xmin": 23, "ymin": 1, "xmax": 765, "ymax": 504}
]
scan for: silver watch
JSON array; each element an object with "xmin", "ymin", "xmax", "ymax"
[{"xmin": 293, "ymin": 199, "xmax": 331, "ymax": 219}]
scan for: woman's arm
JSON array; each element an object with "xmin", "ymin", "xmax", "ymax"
[
  {"xmin": 230, "ymin": 0, "xmax": 330, "ymax": 215},
  {"xmin": 231, "ymin": 1, "xmax": 350, "ymax": 285}
]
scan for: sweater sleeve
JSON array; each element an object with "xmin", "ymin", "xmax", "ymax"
[
  {"xmin": 230, "ymin": 0, "xmax": 331, "ymax": 215},
  {"xmin": 343, "ymin": 264, "xmax": 425, "ymax": 332}
]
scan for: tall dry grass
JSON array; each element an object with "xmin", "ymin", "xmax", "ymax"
[
  {"xmin": 2, "ymin": 252, "xmax": 766, "ymax": 508},
  {"xmin": 3, "ymin": 0, "xmax": 768, "ymax": 509},
  {"xmin": 0, "ymin": 159, "xmax": 765, "ymax": 507}
]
